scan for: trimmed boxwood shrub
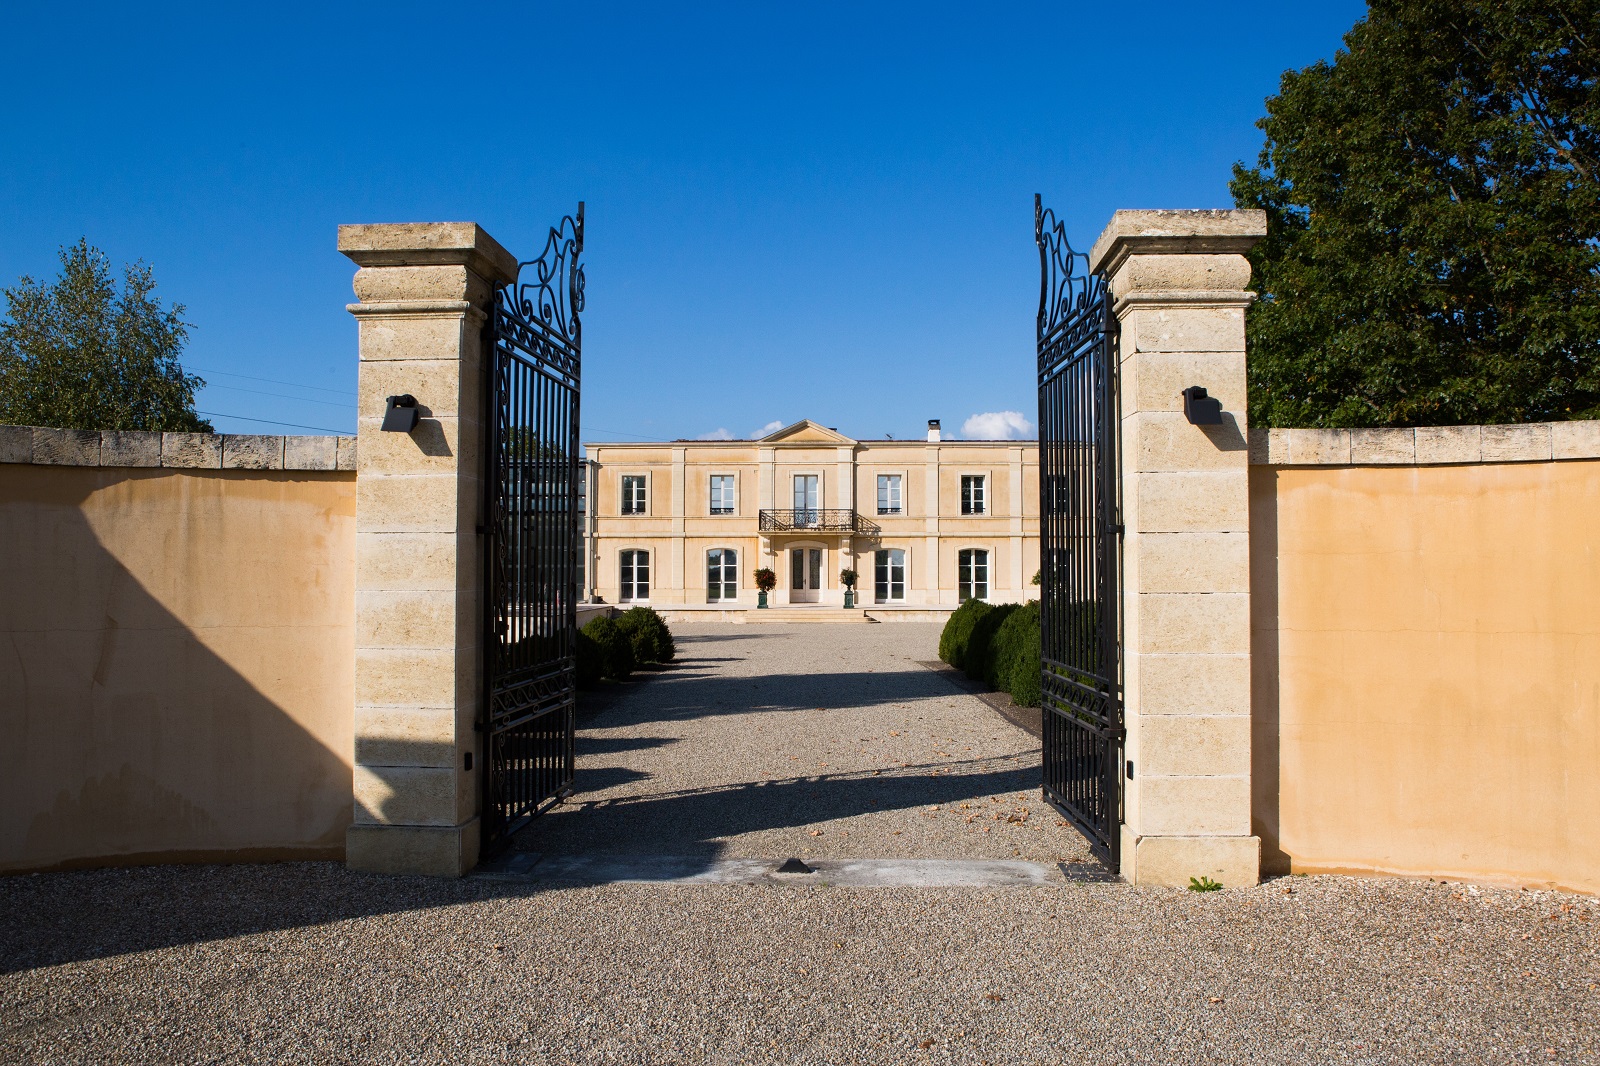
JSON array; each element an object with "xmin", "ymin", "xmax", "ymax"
[
  {"xmin": 964, "ymin": 602, "xmax": 1019, "ymax": 684},
  {"xmin": 938, "ymin": 598, "xmax": 993, "ymax": 667},
  {"xmin": 995, "ymin": 600, "xmax": 1042, "ymax": 707},
  {"xmin": 617, "ymin": 606, "xmax": 675, "ymax": 665},
  {"xmin": 581, "ymin": 615, "xmax": 635, "ymax": 680},
  {"xmin": 575, "ymin": 626, "xmax": 604, "ymax": 688}
]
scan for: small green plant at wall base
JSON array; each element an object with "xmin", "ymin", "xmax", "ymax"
[
  {"xmin": 1189, "ymin": 876, "xmax": 1223, "ymax": 892},
  {"xmin": 838, "ymin": 569, "xmax": 858, "ymax": 589},
  {"xmin": 1031, "ymin": 570, "xmax": 1041, "ymax": 586},
  {"xmin": 753, "ymin": 568, "xmax": 777, "ymax": 593}
]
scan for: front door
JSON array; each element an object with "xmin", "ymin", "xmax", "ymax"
[{"xmin": 790, "ymin": 547, "xmax": 823, "ymax": 603}]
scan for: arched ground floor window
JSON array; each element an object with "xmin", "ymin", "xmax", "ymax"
[
  {"xmin": 707, "ymin": 547, "xmax": 738, "ymax": 603},
  {"xmin": 619, "ymin": 549, "xmax": 650, "ymax": 602},
  {"xmin": 875, "ymin": 548, "xmax": 905, "ymax": 603},
  {"xmin": 958, "ymin": 548, "xmax": 989, "ymax": 602}
]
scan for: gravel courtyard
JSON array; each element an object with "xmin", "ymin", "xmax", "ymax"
[
  {"xmin": 520, "ymin": 622, "xmax": 1092, "ymax": 867},
  {"xmin": 3, "ymin": 622, "xmax": 1598, "ymax": 1064}
]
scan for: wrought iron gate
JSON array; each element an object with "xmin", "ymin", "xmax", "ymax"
[
  {"xmin": 481, "ymin": 205, "xmax": 585, "ymax": 853},
  {"xmin": 1035, "ymin": 194, "xmax": 1124, "ymax": 871}
]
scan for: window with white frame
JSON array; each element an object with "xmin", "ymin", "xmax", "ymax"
[
  {"xmin": 709, "ymin": 475, "xmax": 735, "ymax": 515},
  {"xmin": 960, "ymin": 474, "xmax": 986, "ymax": 515},
  {"xmin": 621, "ymin": 475, "xmax": 648, "ymax": 515},
  {"xmin": 793, "ymin": 474, "xmax": 819, "ymax": 525},
  {"xmin": 958, "ymin": 548, "xmax": 989, "ymax": 602},
  {"xmin": 619, "ymin": 549, "xmax": 650, "ymax": 602},
  {"xmin": 876, "ymin": 474, "xmax": 902, "ymax": 515},
  {"xmin": 874, "ymin": 548, "xmax": 905, "ymax": 602},
  {"xmin": 707, "ymin": 547, "xmax": 738, "ymax": 602},
  {"xmin": 960, "ymin": 473, "xmax": 985, "ymax": 512}
]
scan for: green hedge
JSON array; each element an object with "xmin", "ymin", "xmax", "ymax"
[
  {"xmin": 964, "ymin": 602, "xmax": 1019, "ymax": 685},
  {"xmin": 938, "ymin": 598, "xmax": 993, "ymax": 667},
  {"xmin": 936, "ymin": 598, "xmax": 1042, "ymax": 707},
  {"xmin": 580, "ymin": 615, "xmax": 635, "ymax": 680},
  {"xmin": 994, "ymin": 601, "xmax": 1041, "ymax": 707},
  {"xmin": 575, "ymin": 627, "xmax": 604, "ymax": 688},
  {"xmin": 617, "ymin": 606, "xmax": 675, "ymax": 665}
]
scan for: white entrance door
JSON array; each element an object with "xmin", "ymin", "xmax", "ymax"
[
  {"xmin": 793, "ymin": 475, "xmax": 819, "ymax": 527},
  {"xmin": 790, "ymin": 547, "xmax": 823, "ymax": 603}
]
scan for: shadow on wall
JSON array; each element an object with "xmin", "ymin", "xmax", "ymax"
[
  {"xmin": 1249, "ymin": 467, "xmax": 1287, "ymax": 875},
  {"xmin": 0, "ymin": 465, "xmax": 356, "ymax": 875}
]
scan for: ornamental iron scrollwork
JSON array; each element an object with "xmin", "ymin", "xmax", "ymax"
[
  {"xmin": 493, "ymin": 205, "xmax": 585, "ymax": 381},
  {"xmin": 1035, "ymin": 193, "xmax": 1109, "ymax": 380},
  {"xmin": 481, "ymin": 203, "xmax": 586, "ymax": 856},
  {"xmin": 1035, "ymin": 193, "xmax": 1123, "ymax": 874}
]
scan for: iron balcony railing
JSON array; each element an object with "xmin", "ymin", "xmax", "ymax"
[{"xmin": 759, "ymin": 508, "xmax": 878, "ymax": 534}]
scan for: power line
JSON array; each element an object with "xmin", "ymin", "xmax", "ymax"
[
  {"xmin": 199, "ymin": 382, "xmax": 356, "ymax": 410},
  {"xmin": 189, "ymin": 366, "xmax": 353, "ymax": 398},
  {"xmin": 196, "ymin": 410, "xmax": 352, "ymax": 434}
]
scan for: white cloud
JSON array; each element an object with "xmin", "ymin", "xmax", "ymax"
[
  {"xmin": 961, "ymin": 411, "xmax": 1035, "ymax": 440},
  {"xmin": 696, "ymin": 428, "xmax": 734, "ymax": 440},
  {"xmin": 753, "ymin": 419, "xmax": 785, "ymax": 437}
]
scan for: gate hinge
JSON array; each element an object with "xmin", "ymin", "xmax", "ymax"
[{"xmin": 1112, "ymin": 523, "xmax": 1125, "ymax": 536}]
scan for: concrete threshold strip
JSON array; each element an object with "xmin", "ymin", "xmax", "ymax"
[{"xmin": 474, "ymin": 853, "xmax": 1119, "ymax": 887}]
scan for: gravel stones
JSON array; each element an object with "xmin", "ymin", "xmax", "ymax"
[
  {"xmin": 4, "ymin": 624, "xmax": 1598, "ymax": 1063},
  {"xmin": 523, "ymin": 622, "xmax": 1091, "ymax": 865},
  {"xmin": 2, "ymin": 865, "xmax": 1597, "ymax": 1063}
]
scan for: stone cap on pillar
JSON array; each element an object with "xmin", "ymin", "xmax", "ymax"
[
  {"xmin": 1088, "ymin": 210, "xmax": 1266, "ymax": 277},
  {"xmin": 337, "ymin": 222, "xmax": 518, "ymax": 286}
]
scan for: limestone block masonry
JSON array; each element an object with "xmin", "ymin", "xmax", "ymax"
[
  {"xmin": 1088, "ymin": 209, "xmax": 1266, "ymax": 888},
  {"xmin": 0, "ymin": 425, "xmax": 356, "ymax": 471},
  {"xmin": 338, "ymin": 222, "xmax": 517, "ymax": 877}
]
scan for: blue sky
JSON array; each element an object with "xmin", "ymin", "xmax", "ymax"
[{"xmin": 1, "ymin": 2, "xmax": 1365, "ymax": 442}]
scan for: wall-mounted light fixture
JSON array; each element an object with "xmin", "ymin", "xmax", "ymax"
[
  {"xmin": 1181, "ymin": 386, "xmax": 1223, "ymax": 425},
  {"xmin": 382, "ymin": 394, "xmax": 419, "ymax": 433}
]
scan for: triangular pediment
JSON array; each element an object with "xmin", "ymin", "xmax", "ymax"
[{"xmin": 759, "ymin": 419, "xmax": 855, "ymax": 445}]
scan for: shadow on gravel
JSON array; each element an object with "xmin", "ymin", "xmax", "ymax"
[
  {"xmin": 0, "ymin": 861, "xmax": 552, "ymax": 975},
  {"xmin": 514, "ymin": 754, "xmax": 1043, "ymax": 860},
  {"xmin": 587, "ymin": 667, "xmax": 980, "ymax": 726}
]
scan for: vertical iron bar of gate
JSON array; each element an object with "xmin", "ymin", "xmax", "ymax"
[
  {"xmin": 1034, "ymin": 195, "xmax": 1124, "ymax": 872},
  {"xmin": 480, "ymin": 204, "xmax": 585, "ymax": 855}
]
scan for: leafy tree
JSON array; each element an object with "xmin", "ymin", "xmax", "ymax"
[
  {"xmin": 0, "ymin": 240, "xmax": 210, "ymax": 431},
  {"xmin": 1232, "ymin": 1, "xmax": 1600, "ymax": 427}
]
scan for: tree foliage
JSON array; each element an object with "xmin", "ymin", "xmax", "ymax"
[
  {"xmin": 0, "ymin": 240, "xmax": 209, "ymax": 432},
  {"xmin": 1232, "ymin": 0, "xmax": 1600, "ymax": 427}
]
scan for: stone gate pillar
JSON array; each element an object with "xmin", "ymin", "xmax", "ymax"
[
  {"xmin": 337, "ymin": 223, "xmax": 516, "ymax": 876},
  {"xmin": 1088, "ymin": 210, "xmax": 1266, "ymax": 887}
]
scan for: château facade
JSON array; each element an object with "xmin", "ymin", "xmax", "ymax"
[{"xmin": 581, "ymin": 418, "xmax": 1038, "ymax": 612}]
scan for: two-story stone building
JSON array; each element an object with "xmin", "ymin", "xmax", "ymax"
[{"xmin": 580, "ymin": 418, "xmax": 1038, "ymax": 618}]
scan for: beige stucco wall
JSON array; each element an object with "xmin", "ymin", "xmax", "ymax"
[
  {"xmin": 0, "ymin": 463, "xmax": 356, "ymax": 872},
  {"xmin": 1251, "ymin": 458, "xmax": 1600, "ymax": 893}
]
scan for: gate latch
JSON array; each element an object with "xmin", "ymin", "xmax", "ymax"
[
  {"xmin": 382, "ymin": 394, "xmax": 420, "ymax": 433},
  {"xmin": 1181, "ymin": 386, "xmax": 1223, "ymax": 425}
]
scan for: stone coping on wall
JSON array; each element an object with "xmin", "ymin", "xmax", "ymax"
[
  {"xmin": 0, "ymin": 425, "xmax": 356, "ymax": 471},
  {"xmin": 1248, "ymin": 422, "xmax": 1600, "ymax": 466}
]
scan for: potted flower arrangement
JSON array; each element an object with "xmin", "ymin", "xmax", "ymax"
[
  {"xmin": 754, "ymin": 567, "xmax": 777, "ymax": 608},
  {"xmin": 839, "ymin": 568, "xmax": 858, "ymax": 609}
]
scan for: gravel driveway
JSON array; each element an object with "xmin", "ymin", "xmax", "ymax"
[
  {"xmin": 520, "ymin": 622, "xmax": 1092, "ymax": 867},
  {"xmin": 3, "ymin": 622, "xmax": 1598, "ymax": 1064}
]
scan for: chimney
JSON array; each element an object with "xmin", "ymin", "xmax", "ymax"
[{"xmin": 927, "ymin": 419, "xmax": 941, "ymax": 443}]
